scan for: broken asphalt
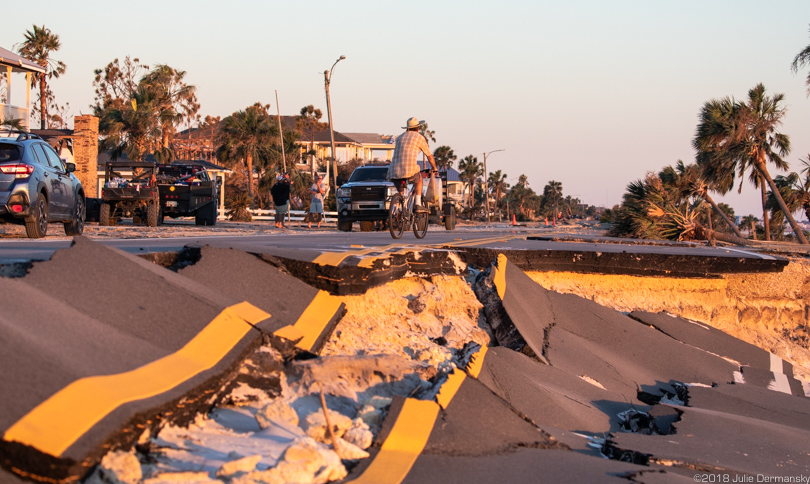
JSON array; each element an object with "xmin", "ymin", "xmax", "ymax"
[{"xmin": 0, "ymin": 233, "xmax": 807, "ymax": 483}]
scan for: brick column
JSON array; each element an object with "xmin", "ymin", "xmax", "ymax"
[{"xmin": 73, "ymin": 115, "xmax": 99, "ymax": 198}]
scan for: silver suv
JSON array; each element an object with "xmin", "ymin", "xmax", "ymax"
[{"xmin": 0, "ymin": 131, "xmax": 85, "ymax": 238}]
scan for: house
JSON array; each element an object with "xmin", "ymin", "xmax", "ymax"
[{"xmin": 0, "ymin": 45, "xmax": 45, "ymax": 130}]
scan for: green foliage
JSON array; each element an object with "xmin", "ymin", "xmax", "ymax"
[
  {"xmin": 433, "ymin": 145, "xmax": 457, "ymax": 170},
  {"xmin": 18, "ymin": 24, "xmax": 66, "ymax": 129},
  {"xmin": 93, "ymin": 59, "xmax": 197, "ymax": 162},
  {"xmin": 216, "ymin": 103, "xmax": 278, "ymax": 200},
  {"xmin": 226, "ymin": 192, "xmax": 253, "ymax": 221}
]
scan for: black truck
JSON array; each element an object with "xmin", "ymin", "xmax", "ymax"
[{"xmin": 156, "ymin": 163, "xmax": 218, "ymax": 226}]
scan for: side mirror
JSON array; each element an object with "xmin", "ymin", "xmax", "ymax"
[{"xmin": 65, "ymin": 162, "xmax": 76, "ymax": 173}]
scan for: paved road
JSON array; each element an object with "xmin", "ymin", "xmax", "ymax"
[{"xmin": 0, "ymin": 225, "xmax": 786, "ymax": 265}]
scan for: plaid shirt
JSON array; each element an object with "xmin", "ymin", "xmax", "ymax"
[{"xmin": 388, "ymin": 131, "xmax": 431, "ymax": 179}]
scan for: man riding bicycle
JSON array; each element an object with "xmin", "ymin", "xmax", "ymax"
[{"xmin": 387, "ymin": 117, "xmax": 438, "ymax": 212}]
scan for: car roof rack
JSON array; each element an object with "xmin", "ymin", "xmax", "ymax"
[{"xmin": 0, "ymin": 130, "xmax": 42, "ymax": 141}]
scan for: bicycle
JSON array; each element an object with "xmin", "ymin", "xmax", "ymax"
[{"xmin": 388, "ymin": 169, "xmax": 434, "ymax": 239}]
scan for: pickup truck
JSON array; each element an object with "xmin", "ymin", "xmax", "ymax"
[
  {"xmin": 156, "ymin": 163, "xmax": 218, "ymax": 226},
  {"xmin": 336, "ymin": 165, "xmax": 397, "ymax": 232},
  {"xmin": 336, "ymin": 164, "xmax": 456, "ymax": 232}
]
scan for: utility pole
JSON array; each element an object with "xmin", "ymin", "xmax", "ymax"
[
  {"xmin": 483, "ymin": 149, "xmax": 505, "ymax": 222},
  {"xmin": 324, "ymin": 55, "xmax": 346, "ymax": 192},
  {"xmin": 275, "ymin": 90, "xmax": 286, "ymax": 173}
]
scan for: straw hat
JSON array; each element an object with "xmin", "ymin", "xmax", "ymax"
[{"xmin": 402, "ymin": 117, "xmax": 424, "ymax": 129}]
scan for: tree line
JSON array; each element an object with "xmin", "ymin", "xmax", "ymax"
[{"xmin": 601, "ymin": 27, "xmax": 810, "ymax": 246}]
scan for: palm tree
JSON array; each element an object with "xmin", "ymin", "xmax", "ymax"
[
  {"xmin": 140, "ymin": 64, "xmax": 198, "ymax": 160},
  {"xmin": 791, "ymin": 25, "xmax": 810, "ymax": 96},
  {"xmin": 17, "ymin": 25, "xmax": 66, "ymax": 129},
  {"xmin": 694, "ymin": 84, "xmax": 808, "ymax": 245},
  {"xmin": 488, "ymin": 170, "xmax": 509, "ymax": 220},
  {"xmin": 98, "ymin": 84, "xmax": 160, "ymax": 161},
  {"xmin": 419, "ymin": 123, "xmax": 436, "ymax": 145},
  {"xmin": 295, "ymin": 105, "xmax": 326, "ymax": 178},
  {"xmin": 457, "ymin": 155, "xmax": 482, "ymax": 211},
  {"xmin": 766, "ymin": 158, "xmax": 810, "ymax": 238},
  {"xmin": 740, "ymin": 214, "xmax": 759, "ymax": 240},
  {"xmin": 433, "ymin": 145, "xmax": 457, "ymax": 170},
  {"xmin": 216, "ymin": 103, "xmax": 277, "ymax": 204},
  {"xmin": 542, "ymin": 180, "xmax": 564, "ymax": 223},
  {"xmin": 662, "ymin": 160, "xmax": 745, "ymax": 238}
]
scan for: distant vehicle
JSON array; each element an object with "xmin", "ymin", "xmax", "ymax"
[
  {"xmin": 336, "ymin": 165, "xmax": 397, "ymax": 232},
  {"xmin": 0, "ymin": 130, "xmax": 85, "ymax": 238},
  {"xmin": 336, "ymin": 164, "xmax": 457, "ymax": 232},
  {"xmin": 156, "ymin": 163, "xmax": 218, "ymax": 226},
  {"xmin": 99, "ymin": 161, "xmax": 160, "ymax": 226}
]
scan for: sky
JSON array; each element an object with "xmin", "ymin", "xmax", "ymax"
[{"xmin": 4, "ymin": 0, "xmax": 810, "ymax": 217}]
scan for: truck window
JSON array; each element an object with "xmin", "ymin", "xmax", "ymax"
[{"xmin": 349, "ymin": 167, "xmax": 388, "ymax": 182}]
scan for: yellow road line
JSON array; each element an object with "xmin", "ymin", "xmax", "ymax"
[
  {"xmin": 435, "ymin": 369, "xmax": 467, "ymax": 409},
  {"xmin": 465, "ymin": 345, "xmax": 489, "ymax": 379},
  {"xmin": 348, "ymin": 399, "xmax": 439, "ymax": 484},
  {"xmin": 494, "ymin": 253, "xmax": 507, "ymax": 300},
  {"xmin": 272, "ymin": 290, "xmax": 343, "ymax": 352},
  {"xmin": 313, "ymin": 235, "xmax": 525, "ymax": 268},
  {"xmin": 4, "ymin": 302, "xmax": 270, "ymax": 457}
]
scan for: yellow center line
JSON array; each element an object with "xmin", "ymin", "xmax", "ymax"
[
  {"xmin": 314, "ymin": 235, "xmax": 526, "ymax": 268},
  {"xmin": 494, "ymin": 253, "xmax": 507, "ymax": 300},
  {"xmin": 348, "ymin": 399, "xmax": 439, "ymax": 484},
  {"xmin": 466, "ymin": 345, "xmax": 489, "ymax": 379},
  {"xmin": 272, "ymin": 290, "xmax": 343, "ymax": 352},
  {"xmin": 4, "ymin": 302, "xmax": 270, "ymax": 457}
]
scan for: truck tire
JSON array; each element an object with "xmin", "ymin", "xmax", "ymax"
[
  {"xmin": 147, "ymin": 201, "xmax": 159, "ymax": 227},
  {"xmin": 359, "ymin": 221, "xmax": 374, "ymax": 232},
  {"xmin": 99, "ymin": 202, "xmax": 111, "ymax": 226},
  {"xmin": 444, "ymin": 206, "xmax": 456, "ymax": 231},
  {"xmin": 338, "ymin": 219, "xmax": 352, "ymax": 232},
  {"xmin": 25, "ymin": 194, "xmax": 48, "ymax": 239}
]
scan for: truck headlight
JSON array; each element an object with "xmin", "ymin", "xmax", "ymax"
[
  {"xmin": 387, "ymin": 186, "xmax": 397, "ymax": 197},
  {"xmin": 338, "ymin": 187, "xmax": 351, "ymax": 198}
]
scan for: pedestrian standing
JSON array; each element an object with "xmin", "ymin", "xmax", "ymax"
[
  {"xmin": 309, "ymin": 174, "xmax": 325, "ymax": 229},
  {"xmin": 270, "ymin": 173, "xmax": 291, "ymax": 228}
]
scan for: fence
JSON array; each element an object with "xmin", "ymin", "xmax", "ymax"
[{"xmin": 218, "ymin": 209, "xmax": 338, "ymax": 222}]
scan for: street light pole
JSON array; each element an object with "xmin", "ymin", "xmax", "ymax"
[
  {"xmin": 483, "ymin": 149, "xmax": 504, "ymax": 222},
  {"xmin": 324, "ymin": 55, "xmax": 345, "ymax": 192}
]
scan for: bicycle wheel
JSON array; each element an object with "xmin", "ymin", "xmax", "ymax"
[
  {"xmin": 388, "ymin": 194, "xmax": 405, "ymax": 239},
  {"xmin": 413, "ymin": 201, "xmax": 429, "ymax": 239}
]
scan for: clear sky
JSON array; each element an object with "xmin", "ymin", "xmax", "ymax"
[{"xmin": 4, "ymin": 1, "xmax": 810, "ymax": 217}]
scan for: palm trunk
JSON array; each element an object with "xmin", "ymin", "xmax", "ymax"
[
  {"xmin": 246, "ymin": 153, "xmax": 255, "ymax": 207},
  {"xmin": 39, "ymin": 74, "xmax": 47, "ymax": 129},
  {"xmin": 760, "ymin": 178, "xmax": 770, "ymax": 241},
  {"xmin": 693, "ymin": 224, "xmax": 751, "ymax": 246},
  {"xmin": 756, "ymin": 161, "xmax": 809, "ymax": 245},
  {"xmin": 704, "ymin": 193, "xmax": 745, "ymax": 238}
]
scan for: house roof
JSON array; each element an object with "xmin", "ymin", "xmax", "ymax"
[
  {"xmin": 0, "ymin": 46, "xmax": 46, "ymax": 74},
  {"xmin": 342, "ymin": 133, "xmax": 395, "ymax": 145}
]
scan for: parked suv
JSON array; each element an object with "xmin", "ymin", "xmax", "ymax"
[
  {"xmin": 0, "ymin": 131, "xmax": 85, "ymax": 238},
  {"xmin": 336, "ymin": 165, "xmax": 397, "ymax": 232}
]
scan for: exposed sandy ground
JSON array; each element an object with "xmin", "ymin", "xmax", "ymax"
[{"xmin": 527, "ymin": 257, "xmax": 810, "ymax": 380}]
